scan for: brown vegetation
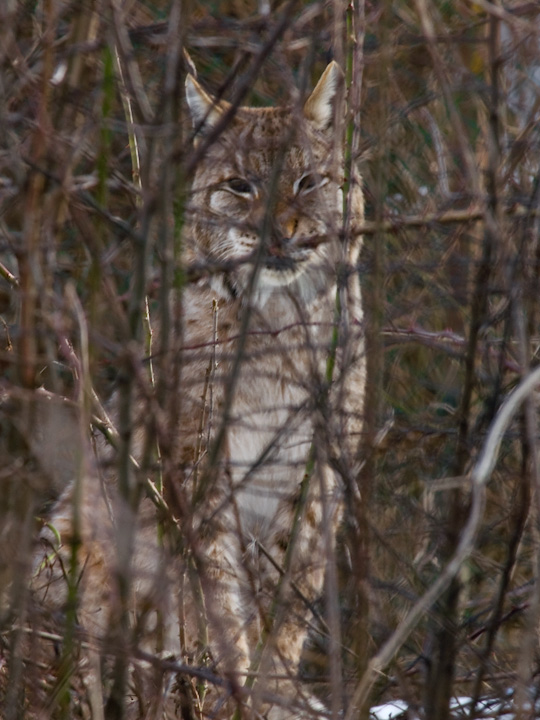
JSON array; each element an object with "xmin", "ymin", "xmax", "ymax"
[{"xmin": 1, "ymin": 1, "xmax": 540, "ymax": 719}]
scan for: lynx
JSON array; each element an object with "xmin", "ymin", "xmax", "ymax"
[{"xmin": 30, "ymin": 62, "xmax": 365, "ymax": 719}]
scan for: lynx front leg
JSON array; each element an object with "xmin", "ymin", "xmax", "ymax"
[
  {"xmin": 249, "ymin": 474, "xmax": 339, "ymax": 719},
  {"xmin": 199, "ymin": 528, "xmax": 253, "ymax": 698}
]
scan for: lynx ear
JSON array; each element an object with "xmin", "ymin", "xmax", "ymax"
[
  {"xmin": 185, "ymin": 74, "xmax": 223, "ymax": 134},
  {"xmin": 303, "ymin": 61, "xmax": 343, "ymax": 131}
]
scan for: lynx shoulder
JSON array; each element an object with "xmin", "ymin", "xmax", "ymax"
[{"xmin": 30, "ymin": 62, "xmax": 365, "ymax": 719}]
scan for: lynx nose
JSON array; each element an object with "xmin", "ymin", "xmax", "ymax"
[
  {"xmin": 283, "ymin": 217, "xmax": 297, "ymax": 239},
  {"xmin": 271, "ymin": 215, "xmax": 297, "ymax": 247},
  {"xmin": 268, "ymin": 227, "xmax": 295, "ymax": 256}
]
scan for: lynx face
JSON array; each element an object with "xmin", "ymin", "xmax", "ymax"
[{"xmin": 186, "ymin": 64, "xmax": 346, "ymax": 306}]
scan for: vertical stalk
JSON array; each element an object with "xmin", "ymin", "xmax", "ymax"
[
  {"xmin": 6, "ymin": 1, "xmax": 54, "ymax": 716},
  {"xmin": 344, "ymin": 3, "xmax": 373, "ymax": 720},
  {"xmin": 425, "ymin": 5, "xmax": 501, "ymax": 719},
  {"xmin": 104, "ymin": 7, "xmax": 148, "ymax": 712}
]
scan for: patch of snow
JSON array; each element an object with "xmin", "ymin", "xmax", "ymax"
[
  {"xmin": 369, "ymin": 700, "xmax": 409, "ymax": 719},
  {"xmin": 368, "ymin": 687, "xmax": 540, "ymax": 720}
]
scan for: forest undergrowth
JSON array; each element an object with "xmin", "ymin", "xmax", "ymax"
[{"xmin": 1, "ymin": 1, "xmax": 540, "ymax": 719}]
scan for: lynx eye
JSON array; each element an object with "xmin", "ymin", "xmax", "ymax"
[
  {"xmin": 224, "ymin": 177, "xmax": 254, "ymax": 196},
  {"xmin": 294, "ymin": 172, "xmax": 327, "ymax": 196}
]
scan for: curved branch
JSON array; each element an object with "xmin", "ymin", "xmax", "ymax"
[{"xmin": 345, "ymin": 364, "xmax": 540, "ymax": 718}]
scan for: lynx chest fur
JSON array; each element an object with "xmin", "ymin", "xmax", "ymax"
[{"xmin": 31, "ymin": 62, "xmax": 365, "ymax": 720}]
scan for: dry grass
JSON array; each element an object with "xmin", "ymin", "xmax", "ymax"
[{"xmin": 2, "ymin": 1, "xmax": 540, "ymax": 719}]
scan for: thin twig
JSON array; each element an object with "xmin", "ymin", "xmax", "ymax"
[{"xmin": 344, "ymin": 364, "xmax": 540, "ymax": 718}]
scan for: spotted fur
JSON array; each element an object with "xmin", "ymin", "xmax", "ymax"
[{"xmin": 31, "ymin": 62, "xmax": 365, "ymax": 719}]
